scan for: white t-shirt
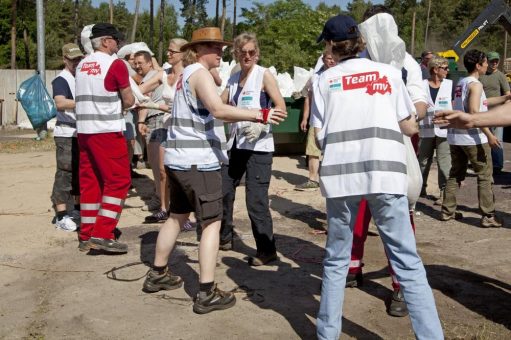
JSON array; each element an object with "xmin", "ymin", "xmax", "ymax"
[{"xmin": 312, "ymin": 58, "xmax": 414, "ymax": 198}]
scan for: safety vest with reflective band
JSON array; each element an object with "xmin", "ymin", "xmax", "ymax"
[
  {"xmin": 53, "ymin": 69, "xmax": 77, "ymax": 137},
  {"xmin": 313, "ymin": 58, "xmax": 412, "ymax": 198},
  {"xmin": 448, "ymin": 76, "xmax": 488, "ymax": 146},
  {"xmin": 419, "ymin": 78, "xmax": 452, "ymax": 138},
  {"xmin": 75, "ymin": 51, "xmax": 124, "ymax": 134},
  {"xmin": 164, "ymin": 63, "xmax": 228, "ymax": 167},
  {"xmin": 226, "ymin": 65, "xmax": 274, "ymax": 152}
]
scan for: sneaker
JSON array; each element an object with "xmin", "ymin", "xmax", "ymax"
[
  {"xmin": 480, "ymin": 215, "xmax": 502, "ymax": 228},
  {"xmin": 388, "ymin": 289, "xmax": 408, "ymax": 317},
  {"xmin": 248, "ymin": 252, "xmax": 278, "ymax": 266},
  {"xmin": 142, "ymin": 268, "xmax": 183, "ymax": 293},
  {"xmin": 294, "ymin": 180, "xmax": 320, "ymax": 191},
  {"xmin": 142, "ymin": 197, "xmax": 161, "ymax": 211},
  {"xmin": 440, "ymin": 211, "xmax": 463, "ymax": 221},
  {"xmin": 144, "ymin": 210, "xmax": 168, "ymax": 223},
  {"xmin": 130, "ymin": 170, "xmax": 146, "ymax": 179},
  {"xmin": 89, "ymin": 237, "xmax": 128, "ymax": 253},
  {"xmin": 193, "ymin": 286, "xmax": 236, "ymax": 314},
  {"xmin": 78, "ymin": 240, "xmax": 91, "ymax": 252},
  {"xmin": 55, "ymin": 215, "xmax": 77, "ymax": 232},
  {"xmin": 345, "ymin": 272, "xmax": 363, "ymax": 288},
  {"xmin": 182, "ymin": 220, "xmax": 197, "ymax": 232}
]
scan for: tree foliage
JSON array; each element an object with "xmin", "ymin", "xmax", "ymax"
[{"xmin": 1, "ymin": 0, "xmax": 510, "ymax": 71}]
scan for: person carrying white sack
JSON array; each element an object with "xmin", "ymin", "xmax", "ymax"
[{"xmin": 340, "ymin": 4, "xmax": 429, "ymax": 319}]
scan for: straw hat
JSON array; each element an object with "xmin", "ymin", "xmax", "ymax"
[{"xmin": 180, "ymin": 27, "xmax": 232, "ymax": 51}]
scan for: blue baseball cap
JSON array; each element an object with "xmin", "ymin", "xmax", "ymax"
[{"xmin": 317, "ymin": 15, "xmax": 360, "ymax": 43}]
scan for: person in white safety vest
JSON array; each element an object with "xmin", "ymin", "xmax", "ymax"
[
  {"xmin": 312, "ymin": 15, "xmax": 443, "ymax": 340},
  {"xmin": 75, "ymin": 23, "xmax": 135, "ymax": 254},
  {"xmin": 50, "ymin": 43, "xmax": 84, "ymax": 232},
  {"xmin": 418, "ymin": 55, "xmax": 453, "ymax": 205},
  {"xmin": 218, "ymin": 32, "xmax": 286, "ymax": 266},
  {"xmin": 442, "ymin": 49, "xmax": 509, "ymax": 228},
  {"xmin": 142, "ymin": 27, "xmax": 287, "ymax": 314}
]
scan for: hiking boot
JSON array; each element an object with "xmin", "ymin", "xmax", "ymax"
[
  {"xmin": 144, "ymin": 210, "xmax": 168, "ymax": 223},
  {"xmin": 69, "ymin": 209, "xmax": 81, "ymax": 221},
  {"xmin": 78, "ymin": 240, "xmax": 91, "ymax": 252},
  {"xmin": 480, "ymin": 215, "xmax": 502, "ymax": 228},
  {"xmin": 248, "ymin": 252, "xmax": 278, "ymax": 266},
  {"xmin": 345, "ymin": 272, "xmax": 363, "ymax": 288},
  {"xmin": 89, "ymin": 237, "xmax": 128, "ymax": 253},
  {"xmin": 142, "ymin": 268, "xmax": 183, "ymax": 293},
  {"xmin": 55, "ymin": 215, "xmax": 77, "ymax": 232},
  {"xmin": 388, "ymin": 289, "xmax": 408, "ymax": 317},
  {"xmin": 193, "ymin": 286, "xmax": 236, "ymax": 314},
  {"xmin": 294, "ymin": 180, "xmax": 320, "ymax": 191},
  {"xmin": 440, "ymin": 211, "xmax": 463, "ymax": 221},
  {"xmin": 219, "ymin": 238, "xmax": 233, "ymax": 251}
]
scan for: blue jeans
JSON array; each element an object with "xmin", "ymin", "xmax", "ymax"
[{"xmin": 317, "ymin": 194, "xmax": 443, "ymax": 340}]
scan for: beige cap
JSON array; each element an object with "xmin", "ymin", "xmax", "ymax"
[{"xmin": 62, "ymin": 43, "xmax": 84, "ymax": 59}]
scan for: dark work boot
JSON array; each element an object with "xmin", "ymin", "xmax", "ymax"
[
  {"xmin": 345, "ymin": 272, "xmax": 363, "ymax": 288},
  {"xmin": 388, "ymin": 289, "xmax": 408, "ymax": 317},
  {"xmin": 89, "ymin": 237, "xmax": 128, "ymax": 253}
]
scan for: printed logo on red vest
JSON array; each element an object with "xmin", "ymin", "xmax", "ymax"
[
  {"xmin": 342, "ymin": 71, "xmax": 392, "ymax": 95},
  {"xmin": 80, "ymin": 62, "xmax": 101, "ymax": 75}
]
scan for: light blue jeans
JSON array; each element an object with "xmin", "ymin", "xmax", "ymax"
[{"xmin": 317, "ymin": 194, "xmax": 443, "ymax": 340}]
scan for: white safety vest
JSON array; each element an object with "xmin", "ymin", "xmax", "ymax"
[
  {"xmin": 75, "ymin": 51, "xmax": 124, "ymax": 134},
  {"xmin": 419, "ymin": 78, "xmax": 452, "ymax": 138},
  {"xmin": 226, "ymin": 65, "xmax": 274, "ymax": 152},
  {"xmin": 448, "ymin": 76, "xmax": 488, "ymax": 145},
  {"xmin": 313, "ymin": 58, "xmax": 413, "ymax": 198},
  {"xmin": 53, "ymin": 69, "xmax": 77, "ymax": 138},
  {"xmin": 164, "ymin": 63, "xmax": 228, "ymax": 167}
]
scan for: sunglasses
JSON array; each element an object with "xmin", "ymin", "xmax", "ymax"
[
  {"xmin": 238, "ymin": 49, "xmax": 257, "ymax": 57},
  {"xmin": 438, "ymin": 66, "xmax": 449, "ymax": 71},
  {"xmin": 167, "ymin": 49, "xmax": 182, "ymax": 55}
]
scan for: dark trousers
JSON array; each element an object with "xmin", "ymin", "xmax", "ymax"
[{"xmin": 220, "ymin": 145, "xmax": 276, "ymax": 255}]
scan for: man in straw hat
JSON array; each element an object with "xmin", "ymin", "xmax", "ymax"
[
  {"xmin": 142, "ymin": 27, "xmax": 287, "ymax": 314},
  {"xmin": 312, "ymin": 15, "xmax": 443, "ymax": 339}
]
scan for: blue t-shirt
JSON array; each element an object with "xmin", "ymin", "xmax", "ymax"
[{"xmin": 52, "ymin": 76, "xmax": 73, "ymax": 100}]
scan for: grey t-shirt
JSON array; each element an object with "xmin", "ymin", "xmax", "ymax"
[
  {"xmin": 480, "ymin": 70, "xmax": 510, "ymax": 98},
  {"xmin": 142, "ymin": 69, "xmax": 164, "ymax": 118}
]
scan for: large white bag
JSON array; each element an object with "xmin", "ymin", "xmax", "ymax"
[{"xmin": 404, "ymin": 135, "xmax": 422, "ymax": 209}]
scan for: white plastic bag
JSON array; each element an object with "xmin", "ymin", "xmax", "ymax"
[
  {"xmin": 293, "ymin": 66, "xmax": 313, "ymax": 94},
  {"xmin": 404, "ymin": 135, "xmax": 422, "ymax": 209},
  {"xmin": 81, "ymin": 24, "xmax": 94, "ymax": 55}
]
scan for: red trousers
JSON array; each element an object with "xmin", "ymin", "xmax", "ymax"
[
  {"xmin": 78, "ymin": 132, "xmax": 130, "ymax": 241},
  {"xmin": 349, "ymin": 133, "xmax": 419, "ymax": 290}
]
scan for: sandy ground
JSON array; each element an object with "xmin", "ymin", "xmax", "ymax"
[{"xmin": 0, "ymin": 133, "xmax": 510, "ymax": 339}]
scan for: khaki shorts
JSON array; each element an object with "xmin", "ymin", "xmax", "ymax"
[
  {"xmin": 305, "ymin": 126, "xmax": 321, "ymax": 157},
  {"xmin": 166, "ymin": 166, "xmax": 223, "ymax": 226}
]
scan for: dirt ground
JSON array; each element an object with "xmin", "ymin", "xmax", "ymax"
[{"xmin": 0, "ymin": 130, "xmax": 510, "ymax": 340}]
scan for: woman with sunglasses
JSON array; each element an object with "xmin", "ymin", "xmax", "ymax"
[
  {"xmin": 137, "ymin": 38, "xmax": 188, "ymax": 223},
  {"xmin": 219, "ymin": 32, "xmax": 286, "ymax": 266},
  {"xmin": 417, "ymin": 55, "xmax": 453, "ymax": 205}
]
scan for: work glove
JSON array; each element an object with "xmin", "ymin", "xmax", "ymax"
[{"xmin": 241, "ymin": 122, "xmax": 269, "ymax": 143}]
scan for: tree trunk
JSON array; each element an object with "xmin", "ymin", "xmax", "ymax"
[
  {"xmin": 410, "ymin": 11, "xmax": 416, "ymax": 56},
  {"xmin": 23, "ymin": 27, "xmax": 30, "ymax": 69},
  {"xmin": 215, "ymin": 0, "xmax": 219, "ymax": 27},
  {"xmin": 74, "ymin": 0, "xmax": 79, "ymax": 44},
  {"xmin": 232, "ymin": 0, "xmax": 237, "ymax": 38},
  {"xmin": 158, "ymin": 0, "xmax": 165, "ymax": 65},
  {"xmin": 150, "ymin": 0, "xmax": 154, "ymax": 51},
  {"xmin": 109, "ymin": 0, "xmax": 114, "ymax": 24},
  {"xmin": 131, "ymin": 0, "xmax": 140, "ymax": 43},
  {"xmin": 220, "ymin": 0, "xmax": 226, "ymax": 36},
  {"xmin": 10, "ymin": 0, "xmax": 17, "ymax": 70}
]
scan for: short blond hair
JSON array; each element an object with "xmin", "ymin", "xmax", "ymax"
[
  {"xmin": 233, "ymin": 32, "xmax": 259, "ymax": 62},
  {"xmin": 428, "ymin": 55, "xmax": 448, "ymax": 71}
]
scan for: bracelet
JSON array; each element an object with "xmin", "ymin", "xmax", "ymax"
[{"xmin": 137, "ymin": 122, "xmax": 146, "ymax": 125}]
